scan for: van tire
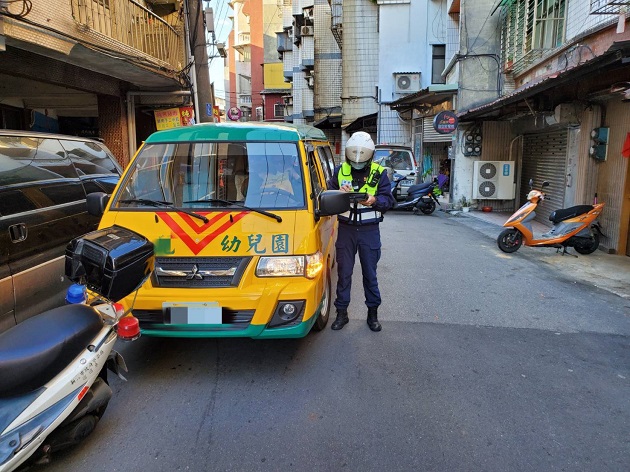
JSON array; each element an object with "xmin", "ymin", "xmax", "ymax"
[{"xmin": 312, "ymin": 271, "xmax": 331, "ymax": 331}]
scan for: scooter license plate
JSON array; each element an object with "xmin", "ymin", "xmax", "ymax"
[{"xmin": 164, "ymin": 302, "xmax": 222, "ymax": 324}]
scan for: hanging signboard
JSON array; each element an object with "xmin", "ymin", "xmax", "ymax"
[
  {"xmin": 154, "ymin": 108, "xmax": 182, "ymax": 130},
  {"xmin": 154, "ymin": 107, "xmax": 196, "ymax": 130},
  {"xmin": 213, "ymin": 105, "xmax": 221, "ymax": 122},
  {"xmin": 179, "ymin": 107, "xmax": 195, "ymax": 126},
  {"xmin": 432, "ymin": 111, "xmax": 458, "ymax": 134}
]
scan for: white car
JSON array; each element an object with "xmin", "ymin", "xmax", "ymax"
[{"xmin": 373, "ymin": 145, "xmax": 417, "ymax": 200}]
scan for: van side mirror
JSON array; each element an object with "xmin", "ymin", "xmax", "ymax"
[
  {"xmin": 87, "ymin": 192, "xmax": 110, "ymax": 217},
  {"xmin": 316, "ymin": 190, "xmax": 351, "ymax": 217}
]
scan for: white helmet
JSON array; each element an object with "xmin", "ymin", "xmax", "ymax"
[{"xmin": 345, "ymin": 132, "xmax": 375, "ymax": 169}]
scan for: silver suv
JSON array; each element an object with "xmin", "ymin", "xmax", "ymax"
[{"xmin": 373, "ymin": 145, "xmax": 417, "ymax": 200}]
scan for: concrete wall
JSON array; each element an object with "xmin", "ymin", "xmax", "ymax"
[
  {"xmin": 378, "ymin": 0, "xmax": 447, "ymax": 102},
  {"xmin": 456, "ymin": 0, "xmax": 501, "ymax": 112}
]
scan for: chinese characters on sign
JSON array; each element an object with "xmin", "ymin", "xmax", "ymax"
[
  {"xmin": 220, "ymin": 234, "xmax": 290, "ymax": 253},
  {"xmin": 432, "ymin": 111, "xmax": 458, "ymax": 135},
  {"xmin": 154, "ymin": 107, "xmax": 196, "ymax": 130}
]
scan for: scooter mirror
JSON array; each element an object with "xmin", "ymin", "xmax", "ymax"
[
  {"xmin": 541, "ymin": 181, "xmax": 550, "ymax": 189},
  {"xmin": 528, "ymin": 178, "xmax": 534, "ymax": 189}
]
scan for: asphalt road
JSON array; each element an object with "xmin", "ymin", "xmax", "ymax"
[{"xmin": 30, "ymin": 210, "xmax": 630, "ymax": 472}]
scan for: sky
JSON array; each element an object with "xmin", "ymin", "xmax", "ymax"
[{"xmin": 204, "ymin": 0, "xmax": 232, "ymax": 100}]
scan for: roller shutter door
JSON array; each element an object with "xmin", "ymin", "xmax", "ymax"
[
  {"xmin": 521, "ymin": 130, "xmax": 568, "ymax": 226},
  {"xmin": 423, "ymin": 117, "xmax": 452, "ymax": 143}
]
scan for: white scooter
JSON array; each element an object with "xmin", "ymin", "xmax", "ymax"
[{"xmin": 0, "ymin": 226, "xmax": 153, "ymax": 472}]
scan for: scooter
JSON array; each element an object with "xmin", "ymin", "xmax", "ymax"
[
  {"xmin": 497, "ymin": 179, "xmax": 604, "ymax": 255},
  {"xmin": 391, "ymin": 173, "xmax": 442, "ymax": 215},
  {"xmin": 0, "ymin": 226, "xmax": 153, "ymax": 472}
]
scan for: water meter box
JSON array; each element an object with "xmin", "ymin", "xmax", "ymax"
[{"xmin": 65, "ymin": 226, "xmax": 154, "ymax": 301}]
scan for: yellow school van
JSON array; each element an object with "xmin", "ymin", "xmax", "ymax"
[{"xmin": 87, "ymin": 122, "xmax": 354, "ymax": 338}]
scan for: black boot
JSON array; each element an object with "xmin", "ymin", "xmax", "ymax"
[
  {"xmin": 331, "ymin": 309, "xmax": 349, "ymax": 330},
  {"xmin": 367, "ymin": 307, "xmax": 381, "ymax": 332}
]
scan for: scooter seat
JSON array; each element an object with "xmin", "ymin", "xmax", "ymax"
[
  {"xmin": 407, "ymin": 182, "xmax": 433, "ymax": 194},
  {"xmin": 0, "ymin": 304, "xmax": 103, "ymax": 398},
  {"xmin": 549, "ymin": 205, "xmax": 594, "ymax": 224}
]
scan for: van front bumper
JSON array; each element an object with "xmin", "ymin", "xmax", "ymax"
[{"xmin": 136, "ymin": 315, "xmax": 317, "ymax": 339}]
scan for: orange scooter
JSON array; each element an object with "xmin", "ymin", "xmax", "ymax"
[{"xmin": 497, "ymin": 180, "xmax": 604, "ymax": 255}]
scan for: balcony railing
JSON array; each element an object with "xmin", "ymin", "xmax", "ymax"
[{"xmin": 70, "ymin": 0, "xmax": 182, "ymax": 70}]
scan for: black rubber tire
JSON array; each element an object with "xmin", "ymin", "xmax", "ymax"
[
  {"xmin": 312, "ymin": 271, "xmax": 331, "ymax": 331},
  {"xmin": 418, "ymin": 200, "xmax": 436, "ymax": 215},
  {"xmin": 574, "ymin": 231, "xmax": 600, "ymax": 255},
  {"xmin": 497, "ymin": 228, "xmax": 523, "ymax": 253}
]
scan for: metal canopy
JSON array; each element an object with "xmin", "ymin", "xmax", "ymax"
[{"xmin": 390, "ymin": 84, "xmax": 458, "ymax": 113}]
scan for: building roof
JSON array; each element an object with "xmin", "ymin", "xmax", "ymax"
[{"xmin": 459, "ymin": 41, "xmax": 630, "ymax": 121}]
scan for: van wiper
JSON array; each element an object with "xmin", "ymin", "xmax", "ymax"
[
  {"xmin": 118, "ymin": 198, "xmax": 209, "ymax": 223},
  {"xmin": 184, "ymin": 197, "xmax": 282, "ymax": 223}
]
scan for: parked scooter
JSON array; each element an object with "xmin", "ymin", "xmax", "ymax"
[
  {"xmin": 497, "ymin": 179, "xmax": 604, "ymax": 255},
  {"xmin": 0, "ymin": 226, "xmax": 153, "ymax": 472},
  {"xmin": 391, "ymin": 173, "xmax": 442, "ymax": 215}
]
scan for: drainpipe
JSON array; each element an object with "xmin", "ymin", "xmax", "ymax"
[
  {"xmin": 183, "ymin": 0, "xmax": 201, "ymax": 122},
  {"xmin": 126, "ymin": 91, "xmax": 192, "ymax": 159}
]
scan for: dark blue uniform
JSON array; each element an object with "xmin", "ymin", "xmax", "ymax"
[{"xmin": 328, "ymin": 164, "xmax": 395, "ymax": 311}]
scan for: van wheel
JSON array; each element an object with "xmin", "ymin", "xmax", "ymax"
[{"xmin": 312, "ymin": 271, "xmax": 331, "ymax": 331}]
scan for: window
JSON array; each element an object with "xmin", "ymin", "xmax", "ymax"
[
  {"xmin": 274, "ymin": 102, "xmax": 284, "ymax": 118},
  {"xmin": 501, "ymin": 0, "xmax": 567, "ymax": 72},
  {"xmin": 114, "ymin": 141, "xmax": 305, "ymax": 210},
  {"xmin": 317, "ymin": 146, "xmax": 335, "ymax": 185},
  {"xmin": 432, "ymin": 45, "xmax": 446, "ymax": 84},
  {"xmin": 307, "ymin": 149, "xmax": 324, "ymax": 198},
  {"xmin": 0, "ymin": 137, "xmax": 78, "ymax": 186},
  {"xmin": 60, "ymin": 140, "xmax": 121, "ymax": 175},
  {"xmin": 533, "ymin": 0, "xmax": 566, "ymax": 50}
]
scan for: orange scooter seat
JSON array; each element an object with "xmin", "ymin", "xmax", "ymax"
[{"xmin": 549, "ymin": 205, "xmax": 594, "ymax": 224}]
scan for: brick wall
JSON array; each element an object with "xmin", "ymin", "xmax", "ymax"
[{"xmin": 97, "ymin": 95, "xmax": 129, "ymax": 167}]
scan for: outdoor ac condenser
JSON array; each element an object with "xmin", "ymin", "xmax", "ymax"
[{"xmin": 472, "ymin": 161, "xmax": 516, "ymax": 199}]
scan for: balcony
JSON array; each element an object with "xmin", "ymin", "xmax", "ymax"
[{"xmin": 69, "ymin": 0, "xmax": 183, "ymax": 72}]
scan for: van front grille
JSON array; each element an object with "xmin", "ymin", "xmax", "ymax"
[{"xmin": 153, "ymin": 256, "xmax": 251, "ymax": 288}]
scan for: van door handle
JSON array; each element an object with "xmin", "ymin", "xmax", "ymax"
[{"xmin": 8, "ymin": 223, "xmax": 28, "ymax": 243}]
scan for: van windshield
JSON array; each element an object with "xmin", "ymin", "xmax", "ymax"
[
  {"xmin": 112, "ymin": 141, "xmax": 305, "ymax": 210},
  {"xmin": 373, "ymin": 149, "xmax": 415, "ymax": 171}
]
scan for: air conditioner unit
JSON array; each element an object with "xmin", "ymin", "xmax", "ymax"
[
  {"xmin": 472, "ymin": 161, "xmax": 516, "ymax": 200},
  {"xmin": 301, "ymin": 26, "xmax": 314, "ymax": 36},
  {"xmin": 394, "ymin": 73, "xmax": 421, "ymax": 94}
]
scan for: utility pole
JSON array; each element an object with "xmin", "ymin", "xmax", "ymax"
[{"xmin": 186, "ymin": 0, "xmax": 214, "ymax": 123}]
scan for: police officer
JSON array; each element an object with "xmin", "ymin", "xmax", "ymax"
[{"xmin": 328, "ymin": 132, "xmax": 395, "ymax": 332}]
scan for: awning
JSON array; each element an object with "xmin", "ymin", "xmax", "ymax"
[
  {"xmin": 459, "ymin": 41, "xmax": 630, "ymax": 122},
  {"xmin": 313, "ymin": 114, "xmax": 342, "ymax": 129},
  {"xmin": 390, "ymin": 84, "xmax": 457, "ymax": 113},
  {"xmin": 341, "ymin": 112, "xmax": 378, "ymax": 133}
]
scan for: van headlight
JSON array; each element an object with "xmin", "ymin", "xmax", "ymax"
[{"xmin": 256, "ymin": 252, "xmax": 323, "ymax": 279}]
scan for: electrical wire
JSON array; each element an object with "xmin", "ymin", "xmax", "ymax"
[{"xmin": 0, "ymin": 0, "xmax": 32, "ymax": 18}]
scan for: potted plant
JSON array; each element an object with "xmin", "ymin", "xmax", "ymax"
[
  {"xmin": 504, "ymin": 55, "xmax": 514, "ymax": 73},
  {"xmin": 460, "ymin": 196, "xmax": 470, "ymax": 212}
]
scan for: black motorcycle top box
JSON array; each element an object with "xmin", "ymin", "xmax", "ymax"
[{"xmin": 65, "ymin": 226, "xmax": 154, "ymax": 301}]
